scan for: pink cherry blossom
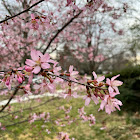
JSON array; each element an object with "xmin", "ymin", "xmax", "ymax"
[
  {"xmin": 53, "ymin": 62, "xmax": 62, "ymax": 75},
  {"xmin": 92, "ymin": 71, "xmax": 105, "ymax": 83},
  {"xmin": 106, "ymin": 74, "xmax": 123, "ymax": 95},
  {"xmin": 98, "ymin": 95, "xmax": 122, "ymax": 114},
  {"xmin": 88, "ymin": 114, "xmax": 96, "ymax": 126},
  {"xmin": 25, "ymin": 49, "xmax": 55, "ymax": 74},
  {"xmin": 34, "ymin": 80, "xmax": 55, "ymax": 94},
  {"xmin": 1, "ymin": 75, "xmax": 12, "ymax": 90},
  {"xmin": 69, "ymin": 65, "xmax": 79, "ymax": 81},
  {"xmin": 30, "ymin": 14, "xmax": 39, "ymax": 30},
  {"xmin": 15, "ymin": 71, "xmax": 25, "ymax": 84},
  {"xmin": 83, "ymin": 94, "xmax": 99, "ymax": 106},
  {"xmin": 64, "ymin": 92, "xmax": 78, "ymax": 99}
]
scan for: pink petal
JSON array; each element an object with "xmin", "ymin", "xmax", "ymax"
[
  {"xmin": 108, "ymin": 86, "xmax": 114, "ymax": 94},
  {"xmin": 17, "ymin": 67, "xmax": 24, "ymax": 70},
  {"xmin": 48, "ymin": 59, "xmax": 56, "ymax": 64},
  {"xmin": 92, "ymin": 71, "xmax": 97, "ymax": 79},
  {"xmin": 83, "ymin": 95, "xmax": 87, "ymax": 100},
  {"xmin": 113, "ymin": 98, "xmax": 123, "ymax": 106},
  {"xmin": 64, "ymin": 94, "xmax": 68, "ymax": 99},
  {"xmin": 71, "ymin": 71, "xmax": 79, "ymax": 76},
  {"xmin": 91, "ymin": 95, "xmax": 99, "ymax": 105},
  {"xmin": 32, "ymin": 66, "xmax": 41, "ymax": 74},
  {"xmin": 110, "ymin": 92, "xmax": 118, "ymax": 97},
  {"xmin": 72, "ymin": 92, "xmax": 78, "ymax": 98},
  {"xmin": 112, "ymin": 80, "xmax": 123, "ymax": 86},
  {"xmin": 85, "ymin": 97, "xmax": 91, "ymax": 106},
  {"xmin": 18, "ymin": 76, "xmax": 22, "ymax": 83},
  {"xmin": 31, "ymin": 49, "xmax": 39, "ymax": 61},
  {"xmin": 99, "ymin": 100, "xmax": 106, "ymax": 110},
  {"xmin": 106, "ymin": 78, "xmax": 111, "ymax": 85},
  {"xmin": 47, "ymin": 83, "xmax": 55, "ymax": 93},
  {"xmin": 97, "ymin": 76, "xmax": 105, "ymax": 82},
  {"xmin": 114, "ymin": 104, "xmax": 121, "ymax": 111},
  {"xmin": 41, "ymin": 53, "xmax": 50, "ymax": 62},
  {"xmin": 111, "ymin": 74, "xmax": 120, "ymax": 81},
  {"xmin": 25, "ymin": 59, "xmax": 36, "ymax": 66},
  {"xmin": 31, "ymin": 14, "xmax": 35, "ymax": 19},
  {"xmin": 105, "ymin": 105, "xmax": 111, "ymax": 114},
  {"xmin": 37, "ymin": 51, "xmax": 43, "ymax": 57},
  {"xmin": 28, "ymin": 73, "xmax": 33, "ymax": 84},
  {"xmin": 25, "ymin": 65, "xmax": 33, "ymax": 72},
  {"xmin": 69, "ymin": 65, "xmax": 73, "ymax": 73},
  {"xmin": 104, "ymin": 95, "xmax": 109, "ymax": 102},
  {"xmin": 113, "ymin": 86, "xmax": 120, "ymax": 94},
  {"xmin": 54, "ymin": 77, "xmax": 63, "ymax": 82},
  {"xmin": 41, "ymin": 63, "xmax": 50, "ymax": 69}
]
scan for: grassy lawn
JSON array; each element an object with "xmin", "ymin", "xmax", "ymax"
[{"xmin": 0, "ymin": 95, "xmax": 139, "ymax": 140}]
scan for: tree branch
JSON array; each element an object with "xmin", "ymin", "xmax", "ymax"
[
  {"xmin": 0, "ymin": 84, "xmax": 22, "ymax": 113},
  {"xmin": 0, "ymin": 0, "xmax": 45, "ymax": 24},
  {"xmin": 43, "ymin": 10, "xmax": 83, "ymax": 54}
]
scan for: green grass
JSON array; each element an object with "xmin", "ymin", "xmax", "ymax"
[{"xmin": 0, "ymin": 96, "xmax": 140, "ymax": 140}]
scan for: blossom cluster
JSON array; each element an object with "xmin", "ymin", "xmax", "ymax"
[{"xmin": 0, "ymin": 49, "xmax": 123, "ymax": 115}]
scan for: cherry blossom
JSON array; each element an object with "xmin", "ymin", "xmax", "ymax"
[
  {"xmin": 68, "ymin": 65, "xmax": 79, "ymax": 81},
  {"xmin": 98, "ymin": 94, "xmax": 123, "ymax": 114},
  {"xmin": 30, "ymin": 14, "xmax": 39, "ymax": 30},
  {"xmin": 64, "ymin": 91, "xmax": 78, "ymax": 99},
  {"xmin": 83, "ymin": 94, "xmax": 99, "ymax": 106},
  {"xmin": 92, "ymin": 71, "xmax": 105, "ymax": 83},
  {"xmin": 106, "ymin": 74, "xmax": 123, "ymax": 96},
  {"xmin": 25, "ymin": 49, "xmax": 55, "ymax": 74}
]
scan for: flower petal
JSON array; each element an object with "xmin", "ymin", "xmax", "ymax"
[
  {"xmin": 41, "ymin": 63, "xmax": 50, "ymax": 69},
  {"xmin": 112, "ymin": 80, "xmax": 123, "ymax": 87},
  {"xmin": 72, "ymin": 92, "xmax": 78, "ymax": 98},
  {"xmin": 111, "ymin": 74, "xmax": 120, "ymax": 81},
  {"xmin": 85, "ymin": 97, "xmax": 91, "ymax": 106},
  {"xmin": 99, "ymin": 100, "xmax": 106, "ymax": 110},
  {"xmin": 106, "ymin": 78, "xmax": 111, "ymax": 85},
  {"xmin": 32, "ymin": 66, "xmax": 41, "ymax": 74},
  {"xmin": 92, "ymin": 71, "xmax": 97, "ymax": 79},
  {"xmin": 108, "ymin": 86, "xmax": 114, "ymax": 94},
  {"xmin": 91, "ymin": 95, "xmax": 99, "ymax": 105},
  {"xmin": 31, "ymin": 14, "xmax": 35, "ymax": 19},
  {"xmin": 25, "ymin": 59, "xmax": 36, "ymax": 66},
  {"xmin": 69, "ymin": 65, "xmax": 73, "ymax": 73},
  {"xmin": 97, "ymin": 76, "xmax": 105, "ymax": 82},
  {"xmin": 41, "ymin": 53, "xmax": 50, "ymax": 62},
  {"xmin": 31, "ymin": 49, "xmax": 39, "ymax": 61}
]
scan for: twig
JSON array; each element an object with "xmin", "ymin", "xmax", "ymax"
[
  {"xmin": 0, "ymin": 0, "xmax": 45, "ymax": 24},
  {"xmin": 0, "ymin": 69, "xmax": 107, "ymax": 90},
  {"xmin": 47, "ymin": 72, "xmax": 107, "ymax": 91},
  {"xmin": 0, "ymin": 84, "xmax": 22, "ymax": 113},
  {"xmin": 42, "ymin": 10, "xmax": 83, "ymax": 54}
]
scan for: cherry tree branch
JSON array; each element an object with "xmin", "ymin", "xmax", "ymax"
[
  {"xmin": 47, "ymin": 72, "xmax": 107, "ymax": 91},
  {"xmin": 0, "ymin": 84, "xmax": 22, "ymax": 113},
  {"xmin": 0, "ymin": 0, "xmax": 45, "ymax": 24},
  {"xmin": 42, "ymin": 10, "xmax": 83, "ymax": 54}
]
